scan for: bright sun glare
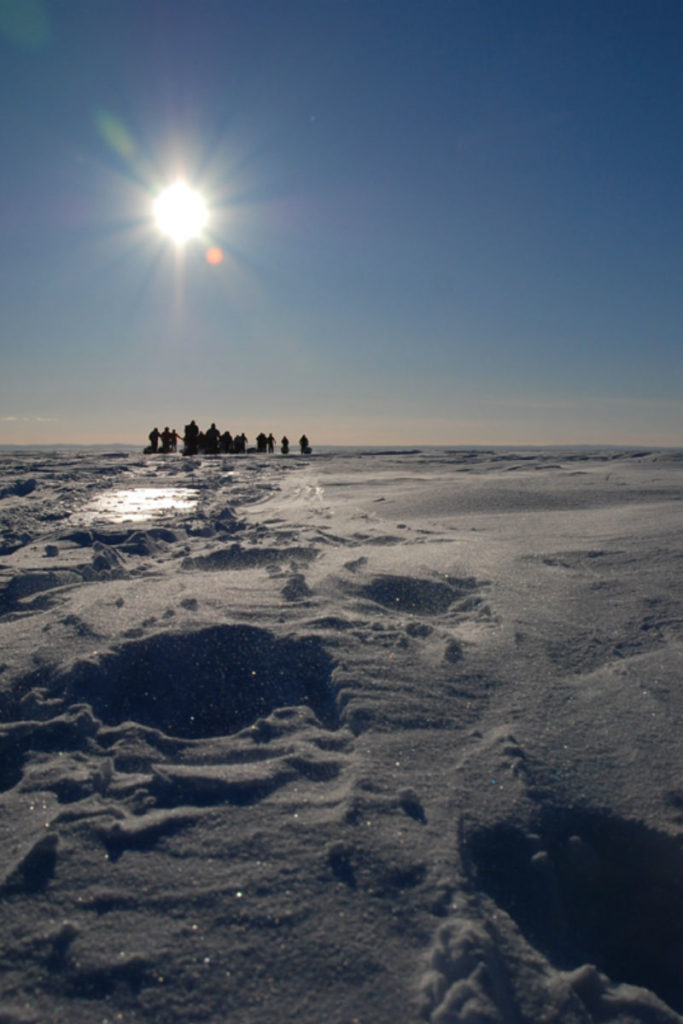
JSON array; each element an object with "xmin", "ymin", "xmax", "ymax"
[{"xmin": 153, "ymin": 181, "xmax": 208, "ymax": 245}]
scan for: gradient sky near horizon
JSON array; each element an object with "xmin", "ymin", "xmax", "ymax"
[{"xmin": 1, "ymin": 0, "xmax": 682, "ymax": 446}]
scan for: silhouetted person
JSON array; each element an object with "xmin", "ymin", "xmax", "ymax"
[
  {"xmin": 220, "ymin": 430, "xmax": 233, "ymax": 453},
  {"xmin": 281, "ymin": 436, "xmax": 289, "ymax": 454},
  {"xmin": 205, "ymin": 422, "xmax": 220, "ymax": 453},
  {"xmin": 148, "ymin": 427, "xmax": 160, "ymax": 453},
  {"xmin": 256, "ymin": 432, "xmax": 267, "ymax": 452},
  {"xmin": 184, "ymin": 420, "xmax": 199, "ymax": 455},
  {"xmin": 267, "ymin": 433, "xmax": 275, "ymax": 454},
  {"xmin": 299, "ymin": 434, "xmax": 310, "ymax": 454},
  {"xmin": 160, "ymin": 426, "xmax": 178, "ymax": 453}
]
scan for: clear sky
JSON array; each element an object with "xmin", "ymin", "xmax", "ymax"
[{"xmin": 1, "ymin": 0, "xmax": 682, "ymax": 447}]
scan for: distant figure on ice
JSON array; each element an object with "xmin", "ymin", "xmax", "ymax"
[
  {"xmin": 148, "ymin": 427, "xmax": 160, "ymax": 453},
  {"xmin": 205, "ymin": 422, "xmax": 220, "ymax": 454},
  {"xmin": 160, "ymin": 426, "xmax": 180, "ymax": 453},
  {"xmin": 299, "ymin": 434, "xmax": 311, "ymax": 454},
  {"xmin": 256, "ymin": 432, "xmax": 268, "ymax": 453},
  {"xmin": 220, "ymin": 430, "xmax": 233, "ymax": 453},
  {"xmin": 267, "ymin": 433, "xmax": 275, "ymax": 454},
  {"xmin": 184, "ymin": 420, "xmax": 199, "ymax": 455},
  {"xmin": 281, "ymin": 436, "xmax": 289, "ymax": 454}
]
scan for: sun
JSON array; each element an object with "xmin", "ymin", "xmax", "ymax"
[{"xmin": 153, "ymin": 181, "xmax": 208, "ymax": 245}]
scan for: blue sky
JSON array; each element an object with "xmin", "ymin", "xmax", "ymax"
[{"xmin": 1, "ymin": 0, "xmax": 682, "ymax": 446}]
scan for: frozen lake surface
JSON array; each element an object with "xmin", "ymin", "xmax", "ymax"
[{"xmin": 1, "ymin": 446, "xmax": 683, "ymax": 1022}]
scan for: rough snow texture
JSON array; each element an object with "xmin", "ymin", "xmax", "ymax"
[{"xmin": 1, "ymin": 446, "xmax": 683, "ymax": 1023}]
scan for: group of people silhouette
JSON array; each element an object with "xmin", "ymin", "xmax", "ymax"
[{"xmin": 146, "ymin": 422, "xmax": 311, "ymax": 456}]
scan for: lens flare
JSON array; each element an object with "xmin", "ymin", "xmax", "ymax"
[
  {"xmin": 205, "ymin": 246, "xmax": 224, "ymax": 265},
  {"xmin": 95, "ymin": 110, "xmax": 136, "ymax": 160}
]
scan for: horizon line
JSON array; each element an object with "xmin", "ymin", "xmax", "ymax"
[{"xmin": 1, "ymin": 442, "xmax": 681, "ymax": 453}]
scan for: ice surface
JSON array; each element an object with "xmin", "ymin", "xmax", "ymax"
[
  {"xmin": 75, "ymin": 486, "xmax": 198, "ymax": 524},
  {"xmin": 1, "ymin": 446, "xmax": 683, "ymax": 1022}
]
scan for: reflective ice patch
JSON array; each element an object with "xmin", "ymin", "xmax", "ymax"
[{"xmin": 77, "ymin": 487, "xmax": 198, "ymax": 524}]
